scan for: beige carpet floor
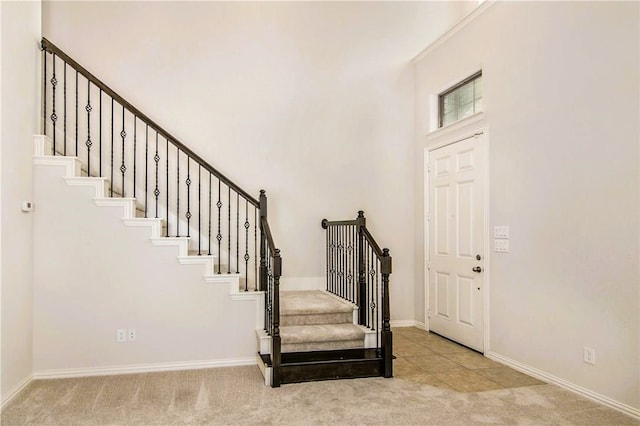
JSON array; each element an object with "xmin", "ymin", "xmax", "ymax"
[{"xmin": 3, "ymin": 364, "xmax": 637, "ymax": 425}]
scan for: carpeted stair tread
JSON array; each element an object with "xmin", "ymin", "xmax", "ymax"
[
  {"xmin": 280, "ymin": 323, "xmax": 364, "ymax": 344},
  {"xmin": 280, "ymin": 290, "xmax": 353, "ymax": 316},
  {"xmin": 281, "ymin": 311, "xmax": 352, "ymax": 326}
]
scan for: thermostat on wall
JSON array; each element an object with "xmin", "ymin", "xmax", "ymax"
[{"xmin": 21, "ymin": 200, "xmax": 34, "ymax": 212}]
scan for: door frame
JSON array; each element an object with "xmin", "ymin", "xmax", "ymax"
[{"xmin": 423, "ymin": 114, "xmax": 490, "ymax": 352}]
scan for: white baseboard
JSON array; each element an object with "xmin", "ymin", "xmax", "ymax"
[
  {"xmin": 413, "ymin": 321, "xmax": 426, "ymax": 330},
  {"xmin": 485, "ymin": 351, "xmax": 640, "ymax": 421},
  {"xmin": 33, "ymin": 357, "xmax": 257, "ymax": 380},
  {"xmin": 1, "ymin": 375, "xmax": 33, "ymax": 411},
  {"xmin": 390, "ymin": 320, "xmax": 425, "ymax": 329}
]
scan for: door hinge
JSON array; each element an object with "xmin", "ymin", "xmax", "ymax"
[{"xmin": 427, "ymin": 309, "xmax": 431, "ymax": 318}]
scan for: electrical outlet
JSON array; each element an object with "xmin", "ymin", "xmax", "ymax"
[
  {"xmin": 583, "ymin": 347, "xmax": 596, "ymax": 365},
  {"xmin": 127, "ymin": 329, "xmax": 136, "ymax": 342},
  {"xmin": 116, "ymin": 329, "xmax": 127, "ymax": 343}
]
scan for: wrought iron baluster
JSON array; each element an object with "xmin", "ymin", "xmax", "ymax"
[
  {"xmin": 346, "ymin": 226, "xmax": 350, "ymax": 299},
  {"xmin": 346, "ymin": 225, "xmax": 353, "ymax": 300},
  {"xmin": 64, "ymin": 64, "xmax": 67, "ymax": 155},
  {"xmin": 327, "ymin": 226, "xmax": 332, "ymax": 293},
  {"xmin": 267, "ymin": 253, "xmax": 272, "ymax": 333},
  {"xmin": 176, "ymin": 148, "xmax": 180, "ymax": 237},
  {"xmin": 338, "ymin": 226, "xmax": 341, "ymax": 295},
  {"xmin": 365, "ymin": 241, "xmax": 370, "ymax": 328},
  {"xmin": 329, "ymin": 226, "xmax": 333, "ymax": 294},
  {"xmin": 332, "ymin": 226, "xmax": 336, "ymax": 294},
  {"xmin": 42, "ymin": 48, "xmax": 46, "ymax": 136},
  {"xmin": 75, "ymin": 71, "xmax": 78, "ymax": 156},
  {"xmin": 120, "ymin": 106, "xmax": 126, "ymax": 197},
  {"xmin": 144, "ymin": 124, "xmax": 148, "ymax": 218},
  {"xmin": 375, "ymin": 256, "xmax": 380, "ymax": 335},
  {"xmin": 352, "ymin": 224, "xmax": 357, "ymax": 303},
  {"xmin": 198, "ymin": 164, "xmax": 202, "ymax": 255},
  {"xmin": 166, "ymin": 139, "xmax": 169, "ymax": 235},
  {"xmin": 336, "ymin": 226, "xmax": 340, "ymax": 296},
  {"xmin": 85, "ymin": 80, "xmax": 92, "ymax": 175},
  {"xmin": 164, "ymin": 138, "xmax": 170, "ymax": 233},
  {"xmin": 330, "ymin": 226, "xmax": 334, "ymax": 294},
  {"xmin": 335, "ymin": 226, "xmax": 339, "ymax": 294},
  {"xmin": 340, "ymin": 224, "xmax": 345, "ymax": 300},
  {"xmin": 254, "ymin": 207, "xmax": 257, "ymax": 291},
  {"xmin": 228, "ymin": 186, "xmax": 231, "ymax": 273},
  {"xmin": 154, "ymin": 132, "xmax": 159, "ymax": 218},
  {"xmin": 50, "ymin": 54, "xmax": 57, "ymax": 152},
  {"xmin": 186, "ymin": 158, "xmax": 191, "ymax": 237},
  {"xmin": 208, "ymin": 173, "xmax": 212, "ymax": 256},
  {"xmin": 327, "ymin": 226, "xmax": 331, "ymax": 293},
  {"xmin": 217, "ymin": 179, "xmax": 222, "ymax": 274},
  {"xmin": 236, "ymin": 192, "xmax": 239, "ymax": 275},
  {"xmin": 110, "ymin": 99, "xmax": 114, "ymax": 196},
  {"xmin": 370, "ymin": 245, "xmax": 375, "ymax": 330},
  {"xmin": 98, "ymin": 89, "xmax": 101, "ymax": 175},
  {"xmin": 244, "ymin": 199, "xmax": 249, "ymax": 292},
  {"xmin": 133, "ymin": 117, "xmax": 137, "ymax": 198},
  {"xmin": 340, "ymin": 226, "xmax": 345, "ymax": 298}
]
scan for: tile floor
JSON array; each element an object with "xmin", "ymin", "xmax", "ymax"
[{"xmin": 393, "ymin": 327, "xmax": 546, "ymax": 392}]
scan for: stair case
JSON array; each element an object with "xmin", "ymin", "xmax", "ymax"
[{"xmin": 40, "ymin": 38, "xmax": 392, "ymax": 388}]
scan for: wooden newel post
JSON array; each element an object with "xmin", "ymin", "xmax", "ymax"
[
  {"xmin": 272, "ymin": 249, "xmax": 282, "ymax": 387},
  {"xmin": 381, "ymin": 248, "xmax": 393, "ymax": 378},
  {"xmin": 356, "ymin": 210, "xmax": 367, "ymax": 325},
  {"xmin": 259, "ymin": 190, "xmax": 267, "ymax": 292}
]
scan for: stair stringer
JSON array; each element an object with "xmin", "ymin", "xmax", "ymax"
[
  {"xmin": 32, "ymin": 135, "xmax": 265, "ymax": 376},
  {"xmin": 33, "ymin": 135, "xmax": 255, "ymax": 287}
]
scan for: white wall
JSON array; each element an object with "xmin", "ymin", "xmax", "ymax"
[
  {"xmin": 33, "ymin": 162, "xmax": 258, "ymax": 373},
  {"xmin": 414, "ymin": 2, "xmax": 639, "ymax": 410},
  {"xmin": 42, "ymin": 1, "xmax": 471, "ymax": 322},
  {"xmin": 0, "ymin": 0, "xmax": 41, "ymax": 407}
]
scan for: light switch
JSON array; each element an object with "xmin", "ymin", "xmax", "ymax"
[
  {"xmin": 494, "ymin": 226, "xmax": 509, "ymax": 239},
  {"xmin": 494, "ymin": 239, "xmax": 509, "ymax": 253}
]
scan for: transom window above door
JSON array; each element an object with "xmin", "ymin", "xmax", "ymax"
[{"xmin": 439, "ymin": 71, "xmax": 482, "ymax": 127}]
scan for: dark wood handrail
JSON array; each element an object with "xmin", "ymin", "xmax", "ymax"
[
  {"xmin": 321, "ymin": 219, "xmax": 358, "ymax": 228},
  {"xmin": 322, "ymin": 215, "xmax": 384, "ymax": 257},
  {"xmin": 41, "ymin": 37, "xmax": 259, "ymax": 207},
  {"xmin": 361, "ymin": 226, "xmax": 384, "ymax": 257},
  {"xmin": 260, "ymin": 216, "xmax": 278, "ymax": 256}
]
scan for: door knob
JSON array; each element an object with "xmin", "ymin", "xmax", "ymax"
[{"xmin": 472, "ymin": 266, "xmax": 482, "ymax": 273}]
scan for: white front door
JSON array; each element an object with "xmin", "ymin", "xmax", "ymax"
[{"xmin": 428, "ymin": 134, "xmax": 484, "ymax": 352}]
